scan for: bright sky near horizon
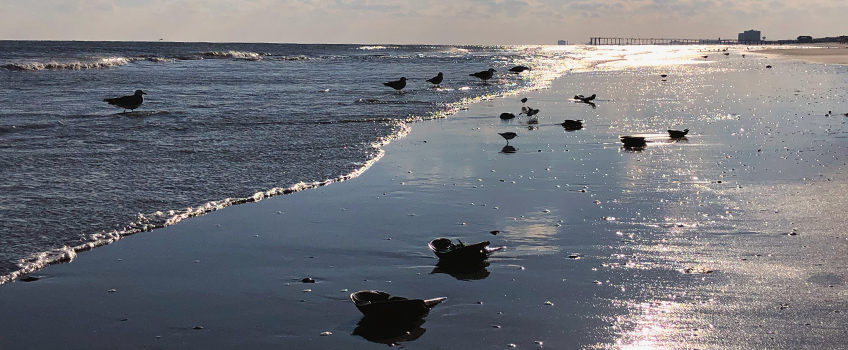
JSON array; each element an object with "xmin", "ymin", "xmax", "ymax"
[{"xmin": 1, "ymin": 0, "xmax": 846, "ymax": 45}]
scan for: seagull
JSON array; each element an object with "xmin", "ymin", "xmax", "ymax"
[
  {"xmin": 765, "ymin": 65, "xmax": 772, "ymax": 69},
  {"xmin": 668, "ymin": 128, "xmax": 689, "ymax": 138},
  {"xmin": 660, "ymin": 74, "xmax": 668, "ymax": 78},
  {"xmin": 520, "ymin": 97, "xmax": 528, "ymax": 104},
  {"xmin": 470, "ymin": 68, "xmax": 496, "ymax": 83},
  {"xmin": 426, "ymin": 72, "xmax": 443, "ymax": 87},
  {"xmin": 509, "ymin": 65, "xmax": 531, "ymax": 74},
  {"xmin": 103, "ymin": 90, "xmax": 146, "ymax": 113},
  {"xmin": 702, "ymin": 55, "xmax": 708, "ymax": 60},
  {"xmin": 521, "ymin": 107, "xmax": 539, "ymax": 117},
  {"xmin": 383, "ymin": 77, "xmax": 407, "ymax": 92},
  {"xmin": 499, "ymin": 112, "xmax": 516, "ymax": 120},
  {"xmin": 574, "ymin": 94, "xmax": 596, "ymax": 103},
  {"xmin": 498, "ymin": 132, "xmax": 517, "ymax": 145}
]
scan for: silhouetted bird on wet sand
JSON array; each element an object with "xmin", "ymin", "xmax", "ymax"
[
  {"xmin": 702, "ymin": 55, "xmax": 709, "ymax": 60},
  {"xmin": 668, "ymin": 128, "xmax": 689, "ymax": 138},
  {"xmin": 509, "ymin": 65, "xmax": 531, "ymax": 74},
  {"xmin": 498, "ymin": 132, "xmax": 517, "ymax": 145},
  {"xmin": 520, "ymin": 97, "xmax": 528, "ymax": 104},
  {"xmin": 574, "ymin": 94, "xmax": 596, "ymax": 103},
  {"xmin": 499, "ymin": 112, "xmax": 516, "ymax": 120},
  {"xmin": 426, "ymin": 72, "xmax": 443, "ymax": 87},
  {"xmin": 521, "ymin": 107, "xmax": 539, "ymax": 117},
  {"xmin": 383, "ymin": 77, "xmax": 407, "ymax": 92},
  {"xmin": 103, "ymin": 90, "xmax": 146, "ymax": 113},
  {"xmin": 470, "ymin": 68, "xmax": 496, "ymax": 83}
]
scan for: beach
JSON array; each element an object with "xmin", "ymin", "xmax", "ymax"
[
  {"xmin": 756, "ymin": 43, "xmax": 848, "ymax": 65},
  {"xmin": 1, "ymin": 49, "xmax": 848, "ymax": 349}
]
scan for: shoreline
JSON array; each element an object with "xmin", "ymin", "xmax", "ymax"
[
  {"xmin": 1, "ymin": 51, "xmax": 847, "ymax": 349},
  {"xmin": 0, "ymin": 59, "xmax": 563, "ymax": 286},
  {"xmin": 754, "ymin": 43, "xmax": 848, "ymax": 65}
]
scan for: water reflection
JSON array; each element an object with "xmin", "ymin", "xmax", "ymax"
[
  {"xmin": 500, "ymin": 145, "xmax": 517, "ymax": 153},
  {"xmin": 353, "ymin": 316, "xmax": 427, "ymax": 346},
  {"xmin": 430, "ymin": 261, "xmax": 491, "ymax": 281}
]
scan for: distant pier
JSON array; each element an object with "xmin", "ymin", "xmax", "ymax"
[{"xmin": 589, "ymin": 37, "xmax": 767, "ymax": 45}]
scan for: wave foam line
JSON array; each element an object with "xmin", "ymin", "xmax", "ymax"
[
  {"xmin": 1, "ymin": 57, "xmax": 136, "ymax": 71},
  {"xmin": 203, "ymin": 51, "xmax": 266, "ymax": 61},
  {"xmin": 0, "ymin": 120, "xmax": 411, "ymax": 287}
]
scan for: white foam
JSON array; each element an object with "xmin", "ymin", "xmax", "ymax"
[
  {"xmin": 1, "ymin": 57, "xmax": 134, "ymax": 71},
  {"xmin": 203, "ymin": 51, "xmax": 264, "ymax": 60}
]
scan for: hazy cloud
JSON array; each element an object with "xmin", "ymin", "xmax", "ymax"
[{"xmin": 0, "ymin": 0, "xmax": 845, "ymax": 44}]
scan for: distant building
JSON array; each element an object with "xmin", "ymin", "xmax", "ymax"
[
  {"xmin": 557, "ymin": 40, "xmax": 567, "ymax": 45},
  {"xmin": 738, "ymin": 29, "xmax": 761, "ymax": 42},
  {"xmin": 797, "ymin": 36, "xmax": 813, "ymax": 43}
]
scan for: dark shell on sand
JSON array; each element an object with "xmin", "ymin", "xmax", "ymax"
[
  {"xmin": 428, "ymin": 238, "xmax": 492, "ymax": 263},
  {"xmin": 620, "ymin": 136, "xmax": 647, "ymax": 148},
  {"xmin": 560, "ymin": 120, "xmax": 583, "ymax": 130},
  {"xmin": 667, "ymin": 129, "xmax": 689, "ymax": 138},
  {"xmin": 350, "ymin": 290, "xmax": 445, "ymax": 320}
]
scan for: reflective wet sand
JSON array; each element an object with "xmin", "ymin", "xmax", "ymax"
[{"xmin": 1, "ymin": 51, "xmax": 846, "ymax": 349}]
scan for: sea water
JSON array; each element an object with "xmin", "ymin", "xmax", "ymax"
[{"xmin": 0, "ymin": 41, "xmax": 705, "ymax": 284}]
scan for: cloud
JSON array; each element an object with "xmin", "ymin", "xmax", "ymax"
[{"xmin": 0, "ymin": 0, "xmax": 846, "ymax": 44}]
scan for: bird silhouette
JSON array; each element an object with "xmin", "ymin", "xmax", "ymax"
[
  {"xmin": 103, "ymin": 90, "xmax": 146, "ymax": 113},
  {"xmin": 520, "ymin": 97, "xmax": 528, "ymax": 104},
  {"xmin": 426, "ymin": 72, "xmax": 443, "ymax": 87},
  {"xmin": 470, "ymin": 68, "xmax": 496, "ymax": 83},
  {"xmin": 574, "ymin": 94, "xmax": 596, "ymax": 103},
  {"xmin": 383, "ymin": 77, "xmax": 407, "ymax": 92},
  {"xmin": 521, "ymin": 107, "xmax": 539, "ymax": 117},
  {"xmin": 498, "ymin": 132, "xmax": 517, "ymax": 145}
]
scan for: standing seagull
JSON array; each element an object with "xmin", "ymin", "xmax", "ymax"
[
  {"xmin": 470, "ymin": 68, "xmax": 496, "ymax": 84},
  {"xmin": 103, "ymin": 90, "xmax": 146, "ymax": 113},
  {"xmin": 383, "ymin": 77, "xmax": 407, "ymax": 92},
  {"xmin": 426, "ymin": 72, "xmax": 443, "ymax": 87},
  {"xmin": 498, "ymin": 132, "xmax": 517, "ymax": 145}
]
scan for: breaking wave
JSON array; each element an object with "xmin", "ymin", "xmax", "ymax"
[
  {"xmin": 203, "ymin": 50, "xmax": 266, "ymax": 60},
  {"xmin": 2, "ymin": 57, "xmax": 134, "ymax": 71}
]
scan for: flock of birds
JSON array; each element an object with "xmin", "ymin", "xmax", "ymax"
[
  {"xmin": 102, "ymin": 67, "xmax": 689, "ymax": 150},
  {"xmin": 382, "ymin": 65, "xmax": 531, "ymax": 92},
  {"xmin": 490, "ymin": 77, "xmax": 690, "ymax": 151}
]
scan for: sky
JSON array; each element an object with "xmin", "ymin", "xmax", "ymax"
[{"xmin": 1, "ymin": 0, "xmax": 846, "ymax": 45}]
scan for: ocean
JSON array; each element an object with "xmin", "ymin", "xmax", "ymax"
[{"xmin": 0, "ymin": 41, "xmax": 704, "ymax": 285}]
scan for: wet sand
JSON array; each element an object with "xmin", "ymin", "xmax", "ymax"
[
  {"xmin": 756, "ymin": 44, "xmax": 848, "ymax": 65},
  {"xmin": 1, "ymin": 53, "xmax": 847, "ymax": 349}
]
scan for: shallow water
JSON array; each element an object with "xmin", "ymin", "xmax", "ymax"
[
  {"xmin": 1, "ymin": 46, "xmax": 847, "ymax": 349},
  {"xmin": 0, "ymin": 41, "xmax": 713, "ymax": 284},
  {"xmin": 0, "ymin": 42, "xmax": 572, "ymax": 282}
]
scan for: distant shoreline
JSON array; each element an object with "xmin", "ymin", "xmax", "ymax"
[{"xmin": 755, "ymin": 43, "xmax": 848, "ymax": 65}]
